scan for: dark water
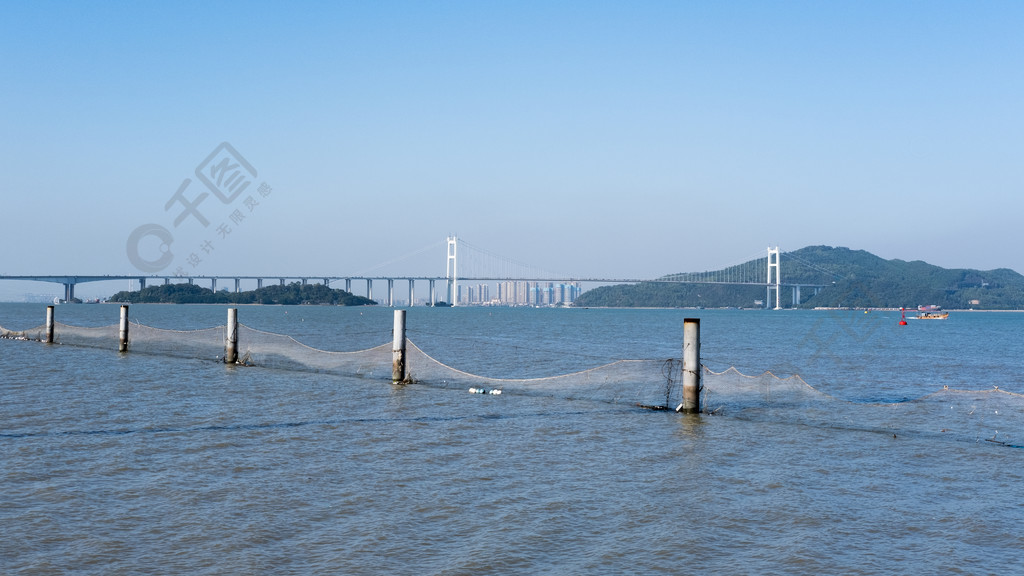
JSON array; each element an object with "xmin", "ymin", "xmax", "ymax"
[{"xmin": 2, "ymin": 304, "xmax": 1023, "ymax": 574}]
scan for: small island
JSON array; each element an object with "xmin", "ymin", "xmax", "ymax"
[{"xmin": 109, "ymin": 281, "xmax": 376, "ymax": 306}]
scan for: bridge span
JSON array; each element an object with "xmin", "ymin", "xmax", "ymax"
[{"xmin": 0, "ymin": 242, "xmax": 827, "ymax": 308}]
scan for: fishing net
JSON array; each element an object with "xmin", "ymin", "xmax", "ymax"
[
  {"xmin": 405, "ymin": 342, "xmax": 682, "ymax": 407},
  {"xmin": 2, "ymin": 319, "xmax": 682, "ymax": 406},
  {"xmin": 127, "ymin": 323, "xmax": 226, "ymax": 361},
  {"xmin": 702, "ymin": 366, "xmax": 1024, "ymax": 447},
  {"xmin": 235, "ymin": 324, "xmax": 393, "ymax": 380},
  {"xmin": 3, "ymin": 318, "xmax": 1022, "ymax": 448},
  {"xmin": 0, "ymin": 324, "xmax": 44, "ymax": 341},
  {"xmin": 54, "ymin": 322, "xmax": 120, "ymax": 348}
]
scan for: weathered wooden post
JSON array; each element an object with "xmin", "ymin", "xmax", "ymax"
[
  {"xmin": 225, "ymin": 308, "xmax": 238, "ymax": 364},
  {"xmin": 118, "ymin": 305, "xmax": 129, "ymax": 352},
  {"xmin": 677, "ymin": 317, "xmax": 701, "ymax": 414},
  {"xmin": 392, "ymin": 309, "xmax": 407, "ymax": 383},
  {"xmin": 45, "ymin": 305, "xmax": 55, "ymax": 344}
]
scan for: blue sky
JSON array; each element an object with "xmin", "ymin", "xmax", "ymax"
[{"xmin": 2, "ymin": 1, "xmax": 1022, "ymax": 299}]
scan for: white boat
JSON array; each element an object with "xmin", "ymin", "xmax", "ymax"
[{"xmin": 913, "ymin": 305, "xmax": 948, "ymax": 320}]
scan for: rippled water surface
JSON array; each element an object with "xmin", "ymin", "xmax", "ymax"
[{"xmin": 2, "ymin": 304, "xmax": 1023, "ymax": 574}]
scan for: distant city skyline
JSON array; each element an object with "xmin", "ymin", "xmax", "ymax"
[{"xmin": 2, "ymin": 2, "xmax": 1022, "ymax": 301}]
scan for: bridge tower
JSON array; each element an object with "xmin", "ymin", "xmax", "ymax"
[
  {"xmin": 767, "ymin": 246, "xmax": 781, "ymax": 310},
  {"xmin": 446, "ymin": 236, "xmax": 458, "ymax": 306}
]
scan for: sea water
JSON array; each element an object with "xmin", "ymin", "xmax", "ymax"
[{"xmin": 2, "ymin": 303, "xmax": 1022, "ymax": 574}]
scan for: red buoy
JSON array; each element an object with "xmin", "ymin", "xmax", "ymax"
[{"xmin": 899, "ymin": 307, "xmax": 908, "ymax": 326}]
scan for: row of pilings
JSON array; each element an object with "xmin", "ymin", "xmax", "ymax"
[
  {"xmin": 35, "ymin": 306, "xmax": 702, "ymax": 413},
  {"xmin": 43, "ymin": 304, "xmax": 135, "ymax": 353}
]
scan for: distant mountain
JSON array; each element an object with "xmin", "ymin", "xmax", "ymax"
[{"xmin": 573, "ymin": 246, "xmax": 1024, "ymax": 309}]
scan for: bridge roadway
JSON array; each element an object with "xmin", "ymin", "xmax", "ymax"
[{"xmin": 0, "ymin": 275, "xmax": 826, "ymax": 307}]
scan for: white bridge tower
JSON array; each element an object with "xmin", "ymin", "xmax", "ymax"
[
  {"xmin": 767, "ymin": 246, "xmax": 781, "ymax": 310},
  {"xmin": 446, "ymin": 235, "xmax": 458, "ymax": 306}
]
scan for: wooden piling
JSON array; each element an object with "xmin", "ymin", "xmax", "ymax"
[
  {"xmin": 119, "ymin": 305, "xmax": 129, "ymax": 352},
  {"xmin": 678, "ymin": 318, "xmax": 701, "ymax": 414},
  {"xmin": 45, "ymin": 305, "xmax": 54, "ymax": 344},
  {"xmin": 392, "ymin": 309, "xmax": 407, "ymax": 382},
  {"xmin": 225, "ymin": 308, "xmax": 238, "ymax": 364}
]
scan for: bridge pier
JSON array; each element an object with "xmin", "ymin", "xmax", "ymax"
[
  {"xmin": 409, "ymin": 279, "xmax": 415, "ymax": 306},
  {"xmin": 345, "ymin": 278, "xmax": 351, "ymax": 293},
  {"xmin": 257, "ymin": 278, "xmax": 263, "ymax": 289},
  {"xmin": 211, "ymin": 278, "xmax": 217, "ymax": 291},
  {"xmin": 387, "ymin": 278, "xmax": 394, "ymax": 307},
  {"xmin": 767, "ymin": 247, "xmax": 782, "ymax": 310},
  {"xmin": 139, "ymin": 278, "xmax": 147, "ymax": 290},
  {"xmin": 235, "ymin": 278, "xmax": 241, "ymax": 293},
  {"xmin": 366, "ymin": 279, "xmax": 373, "ymax": 301},
  {"xmin": 446, "ymin": 236, "xmax": 458, "ymax": 307},
  {"xmin": 63, "ymin": 283, "xmax": 75, "ymax": 302},
  {"xmin": 429, "ymin": 279, "xmax": 436, "ymax": 306},
  {"xmin": 280, "ymin": 278, "xmax": 285, "ymax": 286}
]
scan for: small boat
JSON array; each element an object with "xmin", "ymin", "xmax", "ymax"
[{"xmin": 914, "ymin": 305, "xmax": 949, "ymax": 320}]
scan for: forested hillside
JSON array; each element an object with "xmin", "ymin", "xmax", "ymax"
[{"xmin": 574, "ymin": 246, "xmax": 1024, "ymax": 309}]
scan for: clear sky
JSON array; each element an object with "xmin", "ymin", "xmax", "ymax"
[{"xmin": 2, "ymin": 1, "xmax": 1022, "ymax": 300}]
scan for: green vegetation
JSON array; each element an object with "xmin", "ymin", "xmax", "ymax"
[
  {"xmin": 574, "ymin": 246, "xmax": 1024, "ymax": 309},
  {"xmin": 109, "ymin": 282, "xmax": 376, "ymax": 306}
]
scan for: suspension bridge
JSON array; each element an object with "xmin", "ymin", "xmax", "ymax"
[{"xmin": 0, "ymin": 238, "xmax": 830, "ymax": 308}]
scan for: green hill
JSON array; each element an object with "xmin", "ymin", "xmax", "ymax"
[
  {"xmin": 109, "ymin": 281, "xmax": 376, "ymax": 306},
  {"xmin": 574, "ymin": 246, "xmax": 1024, "ymax": 309}
]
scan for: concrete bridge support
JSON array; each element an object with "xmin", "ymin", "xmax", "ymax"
[
  {"xmin": 447, "ymin": 236, "xmax": 458, "ymax": 307},
  {"xmin": 767, "ymin": 247, "xmax": 782, "ymax": 310}
]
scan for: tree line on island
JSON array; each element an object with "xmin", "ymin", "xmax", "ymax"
[
  {"xmin": 109, "ymin": 281, "xmax": 376, "ymax": 306},
  {"xmin": 573, "ymin": 245, "xmax": 1024, "ymax": 310}
]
